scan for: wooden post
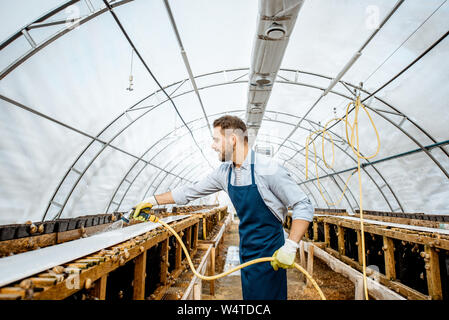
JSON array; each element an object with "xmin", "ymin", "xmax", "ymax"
[
  {"xmin": 299, "ymin": 241, "xmax": 306, "ymax": 282},
  {"xmin": 356, "ymin": 230, "xmax": 364, "ymax": 265},
  {"xmin": 209, "ymin": 247, "xmax": 216, "ymax": 295},
  {"xmin": 202, "ymin": 217, "xmax": 207, "ymax": 240},
  {"xmin": 192, "ymin": 223, "xmax": 198, "ymax": 249},
  {"xmin": 313, "ymin": 221, "xmax": 318, "ymax": 242},
  {"xmin": 193, "ymin": 282, "xmax": 201, "ymax": 300},
  {"xmin": 92, "ymin": 275, "xmax": 107, "ymax": 300},
  {"xmin": 424, "ymin": 245, "xmax": 443, "ymax": 300},
  {"xmin": 306, "ymin": 245, "xmax": 314, "ymax": 288},
  {"xmin": 186, "ymin": 227, "xmax": 192, "ymax": 252},
  {"xmin": 324, "ymin": 223, "xmax": 330, "ymax": 247},
  {"xmin": 337, "ymin": 225, "xmax": 345, "ymax": 256},
  {"xmin": 383, "ymin": 236, "xmax": 396, "ymax": 281},
  {"xmin": 160, "ymin": 239, "xmax": 169, "ymax": 285},
  {"xmin": 175, "ymin": 237, "xmax": 182, "ymax": 270},
  {"xmin": 133, "ymin": 251, "xmax": 147, "ymax": 300}
]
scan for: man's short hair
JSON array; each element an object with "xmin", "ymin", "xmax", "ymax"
[{"xmin": 213, "ymin": 115, "xmax": 248, "ymax": 142}]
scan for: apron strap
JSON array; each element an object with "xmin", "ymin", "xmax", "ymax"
[
  {"xmin": 250, "ymin": 150, "xmax": 255, "ymax": 186},
  {"xmin": 227, "ymin": 150, "xmax": 256, "ymax": 186}
]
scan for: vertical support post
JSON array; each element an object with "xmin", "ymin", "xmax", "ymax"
[
  {"xmin": 356, "ymin": 230, "xmax": 364, "ymax": 265},
  {"xmin": 175, "ymin": 236, "xmax": 182, "ymax": 270},
  {"xmin": 306, "ymin": 245, "xmax": 314, "ymax": 288},
  {"xmin": 193, "ymin": 282, "xmax": 201, "ymax": 300},
  {"xmin": 383, "ymin": 236, "xmax": 396, "ymax": 281},
  {"xmin": 186, "ymin": 227, "xmax": 192, "ymax": 252},
  {"xmin": 192, "ymin": 222, "xmax": 198, "ymax": 250},
  {"xmin": 92, "ymin": 275, "xmax": 107, "ymax": 300},
  {"xmin": 202, "ymin": 217, "xmax": 207, "ymax": 240},
  {"xmin": 313, "ymin": 221, "xmax": 318, "ymax": 242},
  {"xmin": 160, "ymin": 239, "xmax": 169, "ymax": 285},
  {"xmin": 337, "ymin": 225, "xmax": 345, "ymax": 256},
  {"xmin": 299, "ymin": 241, "xmax": 306, "ymax": 282},
  {"xmin": 209, "ymin": 247, "xmax": 216, "ymax": 295},
  {"xmin": 133, "ymin": 250, "xmax": 147, "ymax": 300},
  {"xmin": 424, "ymin": 245, "xmax": 443, "ymax": 300},
  {"xmin": 324, "ymin": 223, "xmax": 330, "ymax": 247}
]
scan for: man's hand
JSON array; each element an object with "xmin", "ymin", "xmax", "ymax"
[
  {"xmin": 270, "ymin": 239, "xmax": 299, "ymax": 271},
  {"xmin": 133, "ymin": 196, "xmax": 158, "ymax": 221}
]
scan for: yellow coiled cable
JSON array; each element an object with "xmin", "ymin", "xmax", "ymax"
[{"xmin": 305, "ymin": 95, "xmax": 381, "ymax": 300}]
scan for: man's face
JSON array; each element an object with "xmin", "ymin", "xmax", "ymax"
[{"xmin": 211, "ymin": 126, "xmax": 234, "ymax": 162}]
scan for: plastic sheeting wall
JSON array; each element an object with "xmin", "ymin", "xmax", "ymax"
[{"xmin": 0, "ymin": 0, "xmax": 448, "ymax": 224}]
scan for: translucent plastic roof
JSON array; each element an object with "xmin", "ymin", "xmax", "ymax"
[{"xmin": 1, "ymin": 0, "xmax": 448, "ymax": 224}]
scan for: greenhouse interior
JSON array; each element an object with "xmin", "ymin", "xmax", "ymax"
[{"xmin": 0, "ymin": 0, "xmax": 448, "ymax": 302}]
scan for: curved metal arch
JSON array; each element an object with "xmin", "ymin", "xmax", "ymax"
[
  {"xmin": 106, "ymin": 120, "xmax": 212, "ymax": 212},
  {"xmin": 135, "ymin": 119, "xmax": 349, "ymax": 210},
  {"xmin": 110, "ymin": 108, "xmax": 393, "ymax": 213},
  {"xmin": 36, "ymin": 67, "xmax": 441, "ymax": 219},
  {"xmin": 107, "ymin": 109, "xmax": 245, "ymax": 213},
  {"xmin": 256, "ymin": 133, "xmax": 357, "ymax": 212},
  {"xmin": 169, "ymin": 152, "xmax": 331, "ymax": 210},
  {"xmin": 262, "ymin": 110, "xmax": 401, "ymax": 212},
  {"xmin": 143, "ymin": 128, "xmax": 344, "ymax": 211},
  {"xmin": 0, "ymin": 0, "xmax": 137, "ymax": 80},
  {"xmin": 166, "ymin": 152, "xmax": 331, "ymax": 210}
]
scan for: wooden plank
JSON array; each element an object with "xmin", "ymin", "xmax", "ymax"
[
  {"xmin": 383, "ymin": 236, "xmax": 396, "ymax": 281},
  {"xmin": 202, "ymin": 218, "xmax": 207, "ymax": 240},
  {"xmin": 305, "ymin": 242, "xmax": 405, "ymax": 300},
  {"xmin": 324, "ymin": 223, "xmax": 330, "ymax": 247},
  {"xmin": 209, "ymin": 247, "xmax": 215, "ymax": 296},
  {"xmin": 160, "ymin": 239, "xmax": 169, "ymax": 285},
  {"xmin": 424, "ymin": 245, "xmax": 443, "ymax": 300},
  {"xmin": 306, "ymin": 245, "xmax": 314, "ymax": 288},
  {"xmin": 185, "ymin": 227, "xmax": 192, "ymax": 253},
  {"xmin": 0, "ymin": 233, "xmax": 57, "ymax": 257},
  {"xmin": 175, "ymin": 237, "xmax": 182, "ymax": 270},
  {"xmin": 323, "ymin": 246, "xmax": 428, "ymax": 300},
  {"xmin": 133, "ymin": 251, "xmax": 146, "ymax": 300},
  {"xmin": 31, "ymin": 217, "xmax": 199, "ymax": 300},
  {"xmin": 356, "ymin": 230, "xmax": 364, "ymax": 265},
  {"xmin": 192, "ymin": 223, "xmax": 198, "ymax": 249},
  {"xmin": 318, "ymin": 216, "xmax": 449, "ymax": 250},
  {"xmin": 313, "ymin": 221, "xmax": 318, "ymax": 242},
  {"xmin": 92, "ymin": 275, "xmax": 107, "ymax": 300},
  {"xmin": 337, "ymin": 225, "xmax": 345, "ymax": 256}
]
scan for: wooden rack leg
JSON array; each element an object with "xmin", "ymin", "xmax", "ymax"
[
  {"xmin": 324, "ymin": 223, "xmax": 330, "ymax": 247},
  {"xmin": 299, "ymin": 241, "xmax": 306, "ymax": 282},
  {"xmin": 383, "ymin": 236, "xmax": 396, "ymax": 281},
  {"xmin": 193, "ymin": 223, "xmax": 198, "ymax": 249},
  {"xmin": 92, "ymin": 275, "xmax": 107, "ymax": 300},
  {"xmin": 160, "ymin": 239, "xmax": 169, "ymax": 285},
  {"xmin": 424, "ymin": 245, "xmax": 442, "ymax": 300},
  {"xmin": 175, "ymin": 238, "xmax": 182, "ymax": 270},
  {"xmin": 209, "ymin": 247, "xmax": 216, "ymax": 296},
  {"xmin": 186, "ymin": 227, "xmax": 192, "ymax": 253},
  {"xmin": 306, "ymin": 245, "xmax": 314, "ymax": 288},
  {"xmin": 337, "ymin": 225, "xmax": 345, "ymax": 256},
  {"xmin": 313, "ymin": 221, "xmax": 318, "ymax": 242},
  {"xmin": 133, "ymin": 250, "xmax": 147, "ymax": 300},
  {"xmin": 356, "ymin": 230, "xmax": 364, "ymax": 265}
]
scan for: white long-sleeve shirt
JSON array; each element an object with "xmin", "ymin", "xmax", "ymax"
[{"xmin": 171, "ymin": 151, "xmax": 314, "ymax": 223}]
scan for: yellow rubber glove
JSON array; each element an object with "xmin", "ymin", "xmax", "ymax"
[
  {"xmin": 133, "ymin": 196, "xmax": 158, "ymax": 221},
  {"xmin": 270, "ymin": 239, "xmax": 299, "ymax": 271}
]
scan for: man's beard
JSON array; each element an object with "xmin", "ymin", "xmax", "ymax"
[{"xmin": 219, "ymin": 148, "xmax": 233, "ymax": 162}]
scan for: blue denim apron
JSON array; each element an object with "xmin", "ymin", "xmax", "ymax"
[{"xmin": 227, "ymin": 150, "xmax": 287, "ymax": 300}]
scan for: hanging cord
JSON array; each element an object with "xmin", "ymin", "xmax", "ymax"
[
  {"xmin": 147, "ymin": 215, "xmax": 326, "ymax": 300},
  {"xmin": 305, "ymin": 94, "xmax": 381, "ymax": 299}
]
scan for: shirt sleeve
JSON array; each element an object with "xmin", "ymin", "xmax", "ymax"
[
  {"xmin": 266, "ymin": 164, "xmax": 314, "ymax": 222},
  {"xmin": 171, "ymin": 166, "xmax": 225, "ymax": 205}
]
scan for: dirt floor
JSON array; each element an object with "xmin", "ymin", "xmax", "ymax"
[{"xmin": 202, "ymin": 218, "xmax": 355, "ymax": 300}]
